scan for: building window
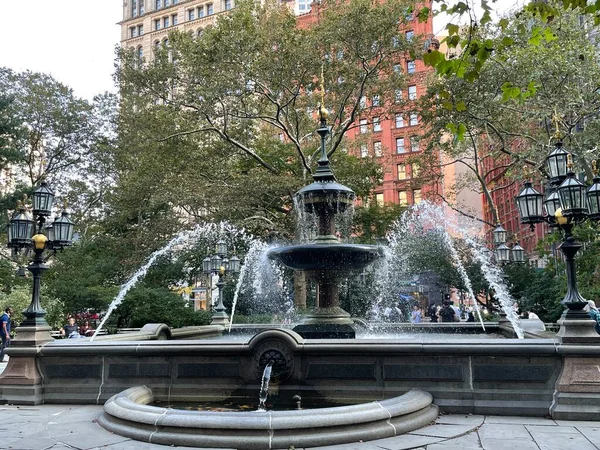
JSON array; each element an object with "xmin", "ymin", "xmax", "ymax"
[
  {"xmin": 395, "ymin": 114, "xmax": 404, "ymax": 128},
  {"xmin": 373, "ymin": 117, "xmax": 381, "ymax": 132},
  {"xmin": 136, "ymin": 46, "xmax": 143, "ymax": 66},
  {"xmin": 224, "ymin": 0, "xmax": 233, "ymax": 10},
  {"xmin": 372, "ymin": 95, "xmax": 380, "ymax": 106},
  {"xmin": 165, "ymin": 0, "xmax": 170, "ymax": 6},
  {"xmin": 172, "ymin": 14, "xmax": 178, "ymax": 25},
  {"xmin": 412, "ymin": 163, "xmax": 420, "ymax": 177},
  {"xmin": 411, "ymin": 136, "xmax": 419, "ymax": 152},
  {"xmin": 413, "ymin": 189, "xmax": 422, "ymax": 205},
  {"xmin": 395, "ymin": 89, "xmax": 402, "ymax": 103},
  {"xmin": 198, "ymin": 6, "xmax": 205, "ymax": 17},
  {"xmin": 360, "ymin": 144, "xmax": 368, "ymax": 158},
  {"xmin": 392, "ymin": 36, "xmax": 399, "ymax": 48},
  {"xmin": 207, "ymin": 3, "xmax": 214, "ymax": 15},
  {"xmin": 374, "ymin": 141, "xmax": 382, "ymax": 157},
  {"xmin": 155, "ymin": 19, "xmax": 161, "ymax": 30},
  {"xmin": 164, "ymin": 16, "xmax": 170, "ymax": 27},
  {"xmin": 188, "ymin": 9, "xmax": 196, "ymax": 20},
  {"xmin": 393, "ymin": 64, "xmax": 401, "ymax": 74},
  {"xmin": 359, "ymin": 119, "xmax": 368, "ymax": 134},
  {"xmin": 197, "ymin": 28, "xmax": 203, "ymax": 37},
  {"xmin": 410, "ymin": 113, "xmax": 418, "ymax": 126},
  {"xmin": 407, "ymin": 60, "xmax": 416, "ymax": 74},
  {"xmin": 406, "ymin": 30, "xmax": 414, "ymax": 41},
  {"xmin": 408, "ymin": 85, "xmax": 417, "ymax": 100},
  {"xmin": 156, "ymin": 0, "xmax": 162, "ymax": 9},
  {"xmin": 359, "ymin": 96, "xmax": 367, "ymax": 108},
  {"xmin": 132, "ymin": 0, "xmax": 138, "ymax": 16},
  {"xmin": 396, "ymin": 137, "xmax": 405, "ymax": 154},
  {"xmin": 397, "ymin": 164, "xmax": 407, "ymax": 180},
  {"xmin": 399, "ymin": 191, "xmax": 408, "ymax": 206},
  {"xmin": 138, "ymin": 24, "xmax": 144, "ymax": 35},
  {"xmin": 130, "ymin": 27, "xmax": 137, "ymax": 38},
  {"xmin": 376, "ymin": 193, "xmax": 384, "ymax": 206}
]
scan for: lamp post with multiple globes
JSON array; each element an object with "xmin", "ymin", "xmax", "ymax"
[
  {"xmin": 516, "ymin": 136, "xmax": 600, "ymax": 339},
  {"xmin": 202, "ymin": 240, "xmax": 240, "ymax": 326},
  {"xmin": 7, "ymin": 182, "xmax": 75, "ymax": 331}
]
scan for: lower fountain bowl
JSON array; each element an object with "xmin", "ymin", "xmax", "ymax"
[
  {"xmin": 267, "ymin": 243, "xmax": 383, "ymax": 272},
  {"xmin": 98, "ymin": 386, "xmax": 438, "ymax": 449}
]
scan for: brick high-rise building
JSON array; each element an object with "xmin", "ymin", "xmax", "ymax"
[{"xmin": 298, "ymin": 2, "xmax": 437, "ymax": 208}]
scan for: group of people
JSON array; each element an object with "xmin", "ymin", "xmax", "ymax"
[
  {"xmin": 59, "ymin": 317, "xmax": 95, "ymax": 338},
  {"xmin": 427, "ymin": 301, "xmax": 474, "ymax": 323}
]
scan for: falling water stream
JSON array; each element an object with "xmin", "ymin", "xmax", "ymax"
[
  {"xmin": 257, "ymin": 361, "xmax": 274, "ymax": 412},
  {"xmin": 90, "ymin": 222, "xmax": 253, "ymax": 342}
]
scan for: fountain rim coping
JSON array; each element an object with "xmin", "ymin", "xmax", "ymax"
[
  {"xmin": 30, "ymin": 338, "xmax": 569, "ymax": 358},
  {"xmin": 101, "ymin": 385, "xmax": 434, "ymax": 429}
]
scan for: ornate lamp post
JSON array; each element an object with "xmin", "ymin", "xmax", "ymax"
[
  {"xmin": 7, "ymin": 182, "xmax": 75, "ymax": 329},
  {"xmin": 492, "ymin": 224, "xmax": 525, "ymax": 264},
  {"xmin": 202, "ymin": 240, "xmax": 240, "ymax": 326},
  {"xmin": 516, "ymin": 138, "xmax": 600, "ymax": 340}
]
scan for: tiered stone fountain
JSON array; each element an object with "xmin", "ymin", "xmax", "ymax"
[{"xmin": 268, "ymin": 106, "xmax": 382, "ymax": 338}]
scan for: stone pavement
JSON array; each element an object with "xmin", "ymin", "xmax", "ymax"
[
  {"xmin": 0, "ymin": 404, "xmax": 598, "ymax": 450},
  {"xmin": 0, "ymin": 361, "xmax": 598, "ymax": 450}
]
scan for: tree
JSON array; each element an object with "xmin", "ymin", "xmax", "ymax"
[
  {"xmin": 418, "ymin": 8, "xmax": 600, "ymax": 222},
  {"xmin": 114, "ymin": 0, "xmax": 421, "ymax": 237}
]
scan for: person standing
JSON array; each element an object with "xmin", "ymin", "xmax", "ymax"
[{"xmin": 0, "ymin": 307, "xmax": 13, "ymax": 362}]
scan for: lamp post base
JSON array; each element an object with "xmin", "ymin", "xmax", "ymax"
[
  {"xmin": 556, "ymin": 308, "xmax": 600, "ymax": 344},
  {"xmin": 211, "ymin": 311, "xmax": 230, "ymax": 327},
  {"xmin": 0, "ymin": 323, "xmax": 53, "ymax": 405}
]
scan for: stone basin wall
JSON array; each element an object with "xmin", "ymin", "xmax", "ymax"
[{"xmin": 8, "ymin": 328, "xmax": 572, "ymax": 417}]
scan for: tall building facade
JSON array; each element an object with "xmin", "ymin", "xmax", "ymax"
[
  {"xmin": 120, "ymin": 0, "xmax": 234, "ymax": 56},
  {"xmin": 298, "ymin": 3, "xmax": 438, "ymax": 208}
]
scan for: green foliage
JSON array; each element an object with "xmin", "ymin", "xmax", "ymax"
[
  {"xmin": 45, "ymin": 237, "xmax": 125, "ymax": 314},
  {"xmin": 113, "ymin": 287, "xmax": 211, "ymax": 329},
  {"xmin": 352, "ymin": 202, "xmax": 405, "ymax": 244},
  {"xmin": 115, "ymin": 0, "xmax": 420, "ymax": 237},
  {"xmin": 503, "ymin": 263, "xmax": 564, "ymax": 323},
  {"xmin": 0, "ymin": 286, "xmax": 66, "ymax": 330}
]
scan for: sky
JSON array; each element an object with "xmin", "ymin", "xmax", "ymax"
[
  {"xmin": 0, "ymin": 0, "xmax": 122, "ymax": 101},
  {"xmin": 0, "ymin": 0, "xmax": 524, "ymax": 102}
]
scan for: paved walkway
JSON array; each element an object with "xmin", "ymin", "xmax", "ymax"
[
  {"xmin": 0, "ymin": 360, "xmax": 598, "ymax": 450},
  {"xmin": 0, "ymin": 404, "xmax": 598, "ymax": 450}
]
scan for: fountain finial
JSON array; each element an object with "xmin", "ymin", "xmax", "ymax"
[
  {"xmin": 313, "ymin": 65, "xmax": 336, "ymax": 182},
  {"xmin": 552, "ymin": 108, "xmax": 562, "ymax": 140}
]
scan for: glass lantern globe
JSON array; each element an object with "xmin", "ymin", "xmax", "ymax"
[
  {"xmin": 216, "ymin": 240, "xmax": 227, "ymax": 257},
  {"xmin": 210, "ymin": 254, "xmax": 222, "ymax": 272},
  {"xmin": 52, "ymin": 211, "xmax": 75, "ymax": 245},
  {"xmin": 557, "ymin": 172, "xmax": 588, "ymax": 219},
  {"xmin": 587, "ymin": 174, "xmax": 600, "ymax": 221},
  {"xmin": 202, "ymin": 257, "xmax": 211, "ymax": 273},
  {"xmin": 543, "ymin": 190, "xmax": 561, "ymax": 217},
  {"xmin": 546, "ymin": 142, "xmax": 569, "ymax": 185},
  {"xmin": 229, "ymin": 256, "xmax": 240, "ymax": 273},
  {"xmin": 32, "ymin": 182, "xmax": 55, "ymax": 217},
  {"xmin": 10, "ymin": 208, "xmax": 35, "ymax": 247},
  {"xmin": 511, "ymin": 243, "xmax": 525, "ymax": 263},
  {"xmin": 493, "ymin": 225, "xmax": 507, "ymax": 246},
  {"xmin": 496, "ymin": 244, "xmax": 511, "ymax": 264},
  {"xmin": 516, "ymin": 182, "xmax": 544, "ymax": 225}
]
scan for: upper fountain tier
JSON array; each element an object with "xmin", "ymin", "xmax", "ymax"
[{"xmin": 268, "ymin": 106, "xmax": 382, "ymax": 271}]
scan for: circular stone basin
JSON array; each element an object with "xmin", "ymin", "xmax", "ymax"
[
  {"xmin": 267, "ymin": 243, "xmax": 383, "ymax": 272},
  {"xmin": 98, "ymin": 386, "xmax": 438, "ymax": 449}
]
